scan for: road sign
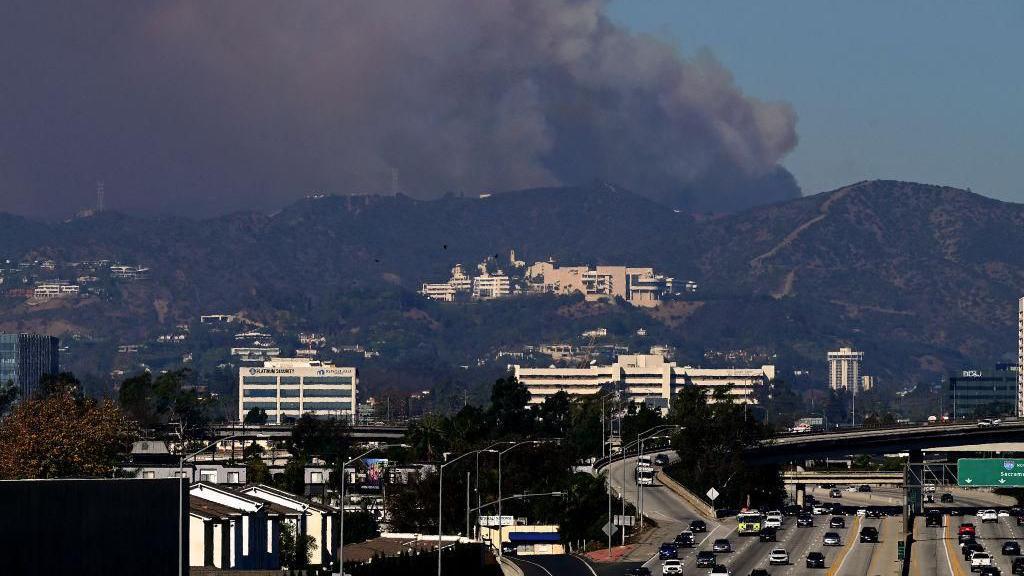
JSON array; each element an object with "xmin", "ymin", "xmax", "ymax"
[
  {"xmin": 957, "ymin": 458, "xmax": 1024, "ymax": 487},
  {"xmin": 613, "ymin": 515, "xmax": 635, "ymax": 527},
  {"xmin": 602, "ymin": 521, "xmax": 617, "ymax": 537},
  {"xmin": 898, "ymin": 541, "xmax": 905, "ymax": 560},
  {"xmin": 706, "ymin": 487, "xmax": 720, "ymax": 502}
]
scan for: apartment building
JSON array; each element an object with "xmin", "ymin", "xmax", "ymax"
[
  {"xmin": 33, "ymin": 283, "xmax": 79, "ymax": 299},
  {"xmin": 827, "ymin": 347, "xmax": 863, "ymax": 391},
  {"xmin": 420, "ymin": 264, "xmax": 473, "ymax": 302},
  {"xmin": 238, "ymin": 358, "xmax": 357, "ymax": 424},
  {"xmin": 513, "ymin": 353, "xmax": 774, "ymax": 408},
  {"xmin": 472, "ymin": 272, "xmax": 511, "ymax": 300}
]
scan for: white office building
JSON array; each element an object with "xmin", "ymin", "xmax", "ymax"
[
  {"xmin": 513, "ymin": 353, "xmax": 774, "ymax": 408},
  {"xmin": 828, "ymin": 347, "xmax": 863, "ymax": 391},
  {"xmin": 238, "ymin": 358, "xmax": 357, "ymax": 424},
  {"xmin": 472, "ymin": 272, "xmax": 511, "ymax": 300}
]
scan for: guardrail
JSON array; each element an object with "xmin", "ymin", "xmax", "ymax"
[{"xmin": 656, "ymin": 470, "xmax": 716, "ymax": 519}]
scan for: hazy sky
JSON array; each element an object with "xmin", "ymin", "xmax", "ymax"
[{"xmin": 609, "ymin": 0, "xmax": 1024, "ymax": 201}]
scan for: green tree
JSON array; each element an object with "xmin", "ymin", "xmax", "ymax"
[
  {"xmin": 487, "ymin": 375, "xmax": 533, "ymax": 437},
  {"xmin": 289, "ymin": 414, "xmax": 350, "ymax": 464},
  {"xmin": 243, "ymin": 407, "xmax": 268, "ymax": 425},
  {"xmin": 275, "ymin": 457, "xmax": 307, "ymax": 495},
  {"xmin": 539, "ymin": 391, "xmax": 572, "ymax": 436},
  {"xmin": 279, "ymin": 522, "xmax": 314, "ymax": 568},
  {"xmin": 246, "ymin": 455, "xmax": 270, "ymax": 485}
]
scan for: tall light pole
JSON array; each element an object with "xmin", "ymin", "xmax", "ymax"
[
  {"xmin": 619, "ymin": 424, "xmax": 681, "ymax": 543},
  {"xmin": 336, "ymin": 443, "xmax": 408, "ymax": 576},
  {"xmin": 438, "ymin": 449, "xmax": 492, "ymax": 576},
  {"xmin": 178, "ymin": 434, "xmax": 243, "ymax": 576},
  {"xmin": 475, "ymin": 444, "xmax": 508, "ymax": 538},
  {"xmin": 497, "ymin": 439, "xmax": 560, "ymax": 558}
]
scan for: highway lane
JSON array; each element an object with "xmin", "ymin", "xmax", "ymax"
[
  {"xmin": 947, "ymin": 511, "xmax": 1024, "ymax": 575},
  {"xmin": 909, "ymin": 516, "xmax": 954, "ymax": 576}
]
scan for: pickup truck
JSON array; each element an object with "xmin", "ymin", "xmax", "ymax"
[{"xmin": 971, "ymin": 552, "xmax": 994, "ymax": 571}]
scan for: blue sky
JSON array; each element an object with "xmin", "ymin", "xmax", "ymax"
[{"xmin": 609, "ymin": 1, "xmax": 1024, "ymax": 201}]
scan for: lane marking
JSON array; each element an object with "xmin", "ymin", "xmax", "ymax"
[
  {"xmin": 826, "ymin": 515, "xmax": 860, "ymax": 576},
  {"xmin": 513, "ymin": 557, "xmax": 554, "ymax": 576},
  {"xmin": 942, "ymin": 518, "xmax": 966, "ymax": 576},
  {"xmin": 569, "ymin": 554, "xmax": 599, "ymax": 576}
]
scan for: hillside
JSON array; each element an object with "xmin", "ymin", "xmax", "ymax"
[{"xmin": 1, "ymin": 180, "xmax": 1021, "ymax": 405}]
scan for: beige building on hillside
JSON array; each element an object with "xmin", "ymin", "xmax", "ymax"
[
  {"xmin": 828, "ymin": 347, "xmax": 864, "ymax": 391},
  {"xmin": 513, "ymin": 353, "xmax": 774, "ymax": 408},
  {"xmin": 525, "ymin": 261, "xmax": 672, "ymax": 307}
]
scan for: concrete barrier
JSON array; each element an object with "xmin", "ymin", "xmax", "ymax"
[
  {"xmin": 498, "ymin": 556, "xmax": 525, "ymax": 576},
  {"xmin": 656, "ymin": 470, "xmax": 716, "ymax": 519}
]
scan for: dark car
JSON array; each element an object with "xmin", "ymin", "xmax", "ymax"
[
  {"xmin": 830, "ymin": 516, "xmax": 846, "ymax": 528},
  {"xmin": 960, "ymin": 532, "xmax": 978, "ymax": 545},
  {"xmin": 1013, "ymin": 557, "xmax": 1024, "ymax": 574},
  {"xmin": 760, "ymin": 527, "xmax": 778, "ymax": 542},
  {"xmin": 654, "ymin": 454, "xmax": 670, "ymax": 467},
  {"xmin": 941, "ymin": 493, "xmax": 955, "ymax": 503},
  {"xmin": 625, "ymin": 568, "xmax": 652, "ymax": 576},
  {"xmin": 713, "ymin": 538, "xmax": 732, "ymax": 553},
  {"xmin": 675, "ymin": 530, "xmax": 695, "ymax": 547},
  {"xmin": 1005, "ymin": 542, "xmax": 1022, "ymax": 556},
  {"xmin": 806, "ymin": 551, "xmax": 826, "ymax": 568},
  {"xmin": 858, "ymin": 485, "xmax": 872, "ymax": 493},
  {"xmin": 979, "ymin": 567, "xmax": 1003, "ymax": 576},
  {"xmin": 797, "ymin": 514, "xmax": 814, "ymax": 527},
  {"xmin": 750, "ymin": 570, "xmax": 771, "ymax": 576},
  {"xmin": 963, "ymin": 542, "xmax": 985, "ymax": 560},
  {"xmin": 783, "ymin": 505, "xmax": 802, "ymax": 516},
  {"xmin": 859, "ymin": 526, "xmax": 879, "ymax": 543},
  {"xmin": 690, "ymin": 519, "xmax": 708, "ymax": 533},
  {"xmin": 926, "ymin": 510, "xmax": 943, "ymax": 527},
  {"xmin": 1018, "ymin": 515, "xmax": 1024, "ymax": 526},
  {"xmin": 696, "ymin": 551, "xmax": 717, "ymax": 568},
  {"xmin": 658, "ymin": 542, "xmax": 678, "ymax": 560}
]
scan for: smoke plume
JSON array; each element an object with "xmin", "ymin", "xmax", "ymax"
[{"xmin": 0, "ymin": 1, "xmax": 799, "ymax": 217}]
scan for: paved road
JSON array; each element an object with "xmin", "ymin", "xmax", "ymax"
[
  {"xmin": 943, "ymin": 510, "xmax": 1024, "ymax": 576},
  {"xmin": 513, "ymin": 554, "xmax": 600, "ymax": 576}
]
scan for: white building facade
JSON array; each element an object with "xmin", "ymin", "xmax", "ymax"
[
  {"xmin": 238, "ymin": 358, "xmax": 357, "ymax": 424},
  {"xmin": 513, "ymin": 353, "xmax": 774, "ymax": 408},
  {"xmin": 828, "ymin": 347, "xmax": 863, "ymax": 391}
]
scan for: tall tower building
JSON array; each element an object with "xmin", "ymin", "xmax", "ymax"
[
  {"xmin": 828, "ymin": 347, "xmax": 863, "ymax": 392},
  {"xmin": 0, "ymin": 333, "xmax": 60, "ymax": 399},
  {"xmin": 1018, "ymin": 297, "xmax": 1023, "ymax": 416}
]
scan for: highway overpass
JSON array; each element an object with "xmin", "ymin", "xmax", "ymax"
[{"xmin": 212, "ymin": 423, "xmax": 408, "ymax": 442}]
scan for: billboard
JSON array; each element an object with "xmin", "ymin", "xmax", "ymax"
[
  {"xmin": 351, "ymin": 458, "xmax": 389, "ymax": 493},
  {"xmin": 0, "ymin": 478, "xmax": 186, "ymax": 576}
]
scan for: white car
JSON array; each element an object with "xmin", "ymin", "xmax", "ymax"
[
  {"xmin": 845, "ymin": 486, "xmax": 860, "ymax": 493},
  {"xmin": 768, "ymin": 548, "xmax": 789, "ymax": 565},
  {"xmin": 765, "ymin": 515, "xmax": 782, "ymax": 529},
  {"xmin": 662, "ymin": 559, "xmax": 683, "ymax": 574},
  {"xmin": 999, "ymin": 510, "xmax": 1011, "ymax": 517},
  {"xmin": 924, "ymin": 484, "xmax": 936, "ymax": 493},
  {"xmin": 709, "ymin": 566, "xmax": 731, "ymax": 575},
  {"xmin": 812, "ymin": 506, "xmax": 828, "ymax": 515},
  {"xmin": 856, "ymin": 509, "xmax": 868, "ymax": 517},
  {"xmin": 970, "ymin": 552, "xmax": 993, "ymax": 570},
  {"xmin": 979, "ymin": 509, "xmax": 998, "ymax": 523}
]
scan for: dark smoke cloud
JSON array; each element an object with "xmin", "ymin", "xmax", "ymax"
[{"xmin": 0, "ymin": 1, "xmax": 799, "ymax": 218}]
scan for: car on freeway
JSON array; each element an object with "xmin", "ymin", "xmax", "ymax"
[
  {"xmin": 926, "ymin": 510, "xmax": 943, "ymax": 527},
  {"xmin": 653, "ymin": 454, "xmax": 670, "ymax": 467},
  {"xmin": 783, "ymin": 505, "xmax": 802, "ymax": 516},
  {"xmin": 830, "ymin": 488, "xmax": 842, "ymax": 498},
  {"xmin": 978, "ymin": 418, "xmax": 994, "ymax": 428},
  {"xmin": 978, "ymin": 567, "xmax": 1003, "ymax": 576},
  {"xmin": 806, "ymin": 551, "xmax": 826, "ymax": 568},
  {"xmin": 1000, "ymin": 510, "xmax": 1012, "ymax": 517},
  {"xmin": 797, "ymin": 514, "xmax": 814, "ymax": 527},
  {"xmin": 859, "ymin": 526, "xmax": 879, "ymax": 543},
  {"xmin": 624, "ymin": 568, "xmax": 651, "ymax": 576},
  {"xmin": 972, "ymin": 552, "xmax": 994, "ymax": 571},
  {"xmin": 1013, "ymin": 557, "xmax": 1024, "ymax": 574},
  {"xmin": 925, "ymin": 494, "xmax": 935, "ymax": 503},
  {"xmin": 1018, "ymin": 515, "xmax": 1024, "ymax": 526},
  {"xmin": 941, "ymin": 493, "xmax": 955, "ymax": 503},
  {"xmin": 856, "ymin": 508, "xmax": 868, "ymax": 517},
  {"xmin": 925, "ymin": 484, "xmax": 937, "ymax": 493},
  {"xmin": 867, "ymin": 509, "xmax": 883, "ymax": 519},
  {"xmin": 749, "ymin": 570, "xmax": 771, "ymax": 576},
  {"xmin": 961, "ymin": 533, "xmax": 978, "ymax": 545},
  {"xmin": 830, "ymin": 516, "xmax": 846, "ymax": 528},
  {"xmin": 691, "ymin": 519, "xmax": 708, "ymax": 533},
  {"xmin": 765, "ymin": 511, "xmax": 783, "ymax": 528},
  {"xmin": 812, "ymin": 505, "xmax": 829, "ymax": 515},
  {"xmin": 858, "ymin": 485, "xmax": 872, "ymax": 492},
  {"xmin": 658, "ymin": 542, "xmax": 678, "ymax": 560},
  {"xmin": 951, "ymin": 509, "xmax": 963, "ymax": 516},
  {"xmin": 674, "ymin": 530, "xmax": 695, "ymax": 547},
  {"xmin": 709, "ymin": 565, "xmax": 731, "ymax": 575},
  {"xmin": 696, "ymin": 551, "xmax": 717, "ymax": 568},
  {"xmin": 963, "ymin": 542, "xmax": 985, "ymax": 560},
  {"xmin": 713, "ymin": 539, "xmax": 733, "ymax": 553},
  {"xmin": 960, "ymin": 523, "xmax": 977, "ymax": 535},
  {"xmin": 768, "ymin": 548, "xmax": 789, "ymax": 565},
  {"xmin": 823, "ymin": 532, "xmax": 842, "ymax": 546},
  {"xmin": 845, "ymin": 486, "xmax": 859, "ymax": 493},
  {"xmin": 759, "ymin": 528, "xmax": 777, "ymax": 542},
  {"xmin": 980, "ymin": 509, "xmax": 999, "ymax": 523},
  {"xmin": 1004, "ymin": 542, "xmax": 1022, "ymax": 556},
  {"xmin": 661, "ymin": 559, "xmax": 683, "ymax": 574}
]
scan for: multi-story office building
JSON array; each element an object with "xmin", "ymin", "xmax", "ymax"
[
  {"xmin": 1019, "ymin": 297, "xmax": 1024, "ymax": 417},
  {"xmin": 0, "ymin": 333, "xmax": 61, "ymax": 398},
  {"xmin": 420, "ymin": 264, "xmax": 473, "ymax": 302},
  {"xmin": 948, "ymin": 366, "xmax": 1018, "ymax": 419},
  {"xmin": 238, "ymin": 358, "xmax": 357, "ymax": 424},
  {"xmin": 472, "ymin": 272, "xmax": 511, "ymax": 300},
  {"xmin": 828, "ymin": 347, "xmax": 863, "ymax": 391},
  {"xmin": 525, "ymin": 262, "xmax": 673, "ymax": 307},
  {"xmin": 513, "ymin": 353, "xmax": 774, "ymax": 408}
]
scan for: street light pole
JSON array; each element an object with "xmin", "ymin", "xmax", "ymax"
[
  {"xmin": 438, "ymin": 449, "xmax": 492, "ymax": 576},
  {"xmin": 497, "ymin": 439, "xmax": 560, "ymax": 559}
]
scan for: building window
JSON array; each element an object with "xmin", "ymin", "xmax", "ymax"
[
  {"xmin": 200, "ymin": 470, "xmax": 218, "ymax": 483},
  {"xmin": 142, "ymin": 471, "xmax": 156, "ymax": 479},
  {"xmin": 243, "ymin": 388, "xmax": 277, "ymax": 398},
  {"xmin": 243, "ymin": 376, "xmax": 278, "ymax": 385},
  {"xmin": 227, "ymin": 471, "xmax": 240, "ymax": 484},
  {"xmin": 310, "ymin": 471, "xmax": 324, "ymax": 484}
]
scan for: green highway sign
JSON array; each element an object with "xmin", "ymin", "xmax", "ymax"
[{"xmin": 958, "ymin": 458, "xmax": 1024, "ymax": 487}]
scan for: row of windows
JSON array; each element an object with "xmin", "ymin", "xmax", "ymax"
[
  {"xmin": 242, "ymin": 401, "xmax": 353, "ymax": 411},
  {"xmin": 242, "ymin": 388, "xmax": 353, "ymax": 400},
  {"xmin": 243, "ymin": 376, "xmax": 354, "ymax": 385}
]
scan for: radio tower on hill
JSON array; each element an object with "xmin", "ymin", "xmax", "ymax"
[{"xmin": 96, "ymin": 180, "xmax": 105, "ymax": 212}]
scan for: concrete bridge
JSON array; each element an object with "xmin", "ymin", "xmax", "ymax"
[{"xmin": 782, "ymin": 470, "xmax": 904, "ymax": 505}]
